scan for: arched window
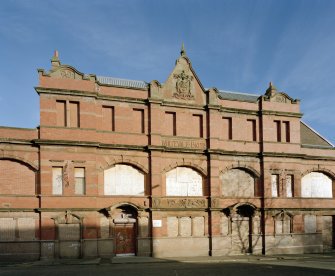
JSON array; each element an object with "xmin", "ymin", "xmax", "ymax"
[
  {"xmin": 104, "ymin": 164, "xmax": 144, "ymax": 195},
  {"xmin": 166, "ymin": 167, "xmax": 203, "ymax": 196},
  {"xmin": 301, "ymin": 172, "xmax": 332, "ymax": 198},
  {"xmin": 0, "ymin": 160, "xmax": 35, "ymax": 195},
  {"xmin": 221, "ymin": 169, "xmax": 258, "ymax": 197}
]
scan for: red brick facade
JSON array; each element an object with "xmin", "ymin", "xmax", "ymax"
[{"xmin": 0, "ymin": 49, "xmax": 334, "ymax": 260}]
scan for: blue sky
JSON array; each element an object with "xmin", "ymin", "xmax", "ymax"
[{"xmin": 1, "ymin": 0, "xmax": 335, "ymax": 145}]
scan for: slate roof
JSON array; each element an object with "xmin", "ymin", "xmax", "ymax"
[
  {"xmin": 97, "ymin": 76, "xmax": 147, "ymax": 89},
  {"xmin": 300, "ymin": 121, "xmax": 334, "ymax": 148},
  {"xmin": 218, "ymin": 90, "xmax": 260, "ymax": 103}
]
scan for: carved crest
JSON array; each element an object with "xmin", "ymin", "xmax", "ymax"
[{"xmin": 173, "ymin": 70, "xmax": 194, "ymax": 100}]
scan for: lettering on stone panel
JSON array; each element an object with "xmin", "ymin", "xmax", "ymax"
[
  {"xmin": 18, "ymin": 218, "xmax": 35, "ymax": 240},
  {"xmin": 58, "ymin": 224, "xmax": 80, "ymax": 240},
  {"xmin": 167, "ymin": 217, "xmax": 178, "ymax": 237},
  {"xmin": 60, "ymin": 70, "xmax": 75, "ymax": 79},
  {"xmin": 167, "ymin": 199, "xmax": 206, "ymax": 208},
  {"xmin": 192, "ymin": 217, "xmax": 205, "ymax": 236},
  {"xmin": 100, "ymin": 217, "xmax": 110, "ymax": 239},
  {"xmin": 0, "ymin": 218, "xmax": 16, "ymax": 241},
  {"xmin": 162, "ymin": 139, "xmax": 206, "ymax": 150},
  {"xmin": 274, "ymin": 95, "xmax": 286, "ymax": 103},
  {"xmin": 173, "ymin": 70, "xmax": 194, "ymax": 100},
  {"xmin": 179, "ymin": 217, "xmax": 192, "ymax": 237}
]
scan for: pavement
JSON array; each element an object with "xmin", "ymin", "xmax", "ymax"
[{"xmin": 0, "ymin": 253, "xmax": 334, "ymax": 268}]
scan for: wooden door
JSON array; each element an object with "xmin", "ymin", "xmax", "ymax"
[{"xmin": 115, "ymin": 223, "xmax": 136, "ymax": 256}]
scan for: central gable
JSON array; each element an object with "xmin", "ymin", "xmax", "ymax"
[{"xmin": 151, "ymin": 46, "xmax": 206, "ymax": 105}]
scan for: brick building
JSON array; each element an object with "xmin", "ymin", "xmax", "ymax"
[{"xmin": 0, "ymin": 47, "xmax": 334, "ymax": 260}]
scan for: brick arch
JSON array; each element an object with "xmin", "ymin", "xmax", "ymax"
[
  {"xmin": 161, "ymin": 162, "xmax": 207, "ymax": 176},
  {"xmin": 301, "ymin": 168, "xmax": 335, "ymax": 179},
  {"xmin": 0, "ymin": 158, "xmax": 36, "ymax": 195},
  {"xmin": 109, "ymin": 202, "xmax": 142, "ymax": 212},
  {"xmin": 0, "ymin": 156, "xmax": 38, "ymax": 171},
  {"xmin": 100, "ymin": 156, "xmax": 148, "ymax": 174},
  {"xmin": 220, "ymin": 164, "xmax": 260, "ymax": 178}
]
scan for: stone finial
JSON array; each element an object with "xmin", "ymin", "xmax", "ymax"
[
  {"xmin": 265, "ymin": 81, "xmax": 277, "ymax": 97},
  {"xmin": 51, "ymin": 50, "xmax": 61, "ymax": 68},
  {"xmin": 180, "ymin": 42, "xmax": 186, "ymax": 57}
]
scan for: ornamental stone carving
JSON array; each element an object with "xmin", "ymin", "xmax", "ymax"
[{"xmin": 173, "ymin": 70, "xmax": 194, "ymax": 100}]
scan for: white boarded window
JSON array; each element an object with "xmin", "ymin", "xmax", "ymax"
[
  {"xmin": 104, "ymin": 164, "xmax": 144, "ymax": 195},
  {"xmin": 301, "ymin": 172, "xmax": 332, "ymax": 198},
  {"xmin": 75, "ymin": 168, "xmax": 85, "ymax": 195},
  {"xmin": 166, "ymin": 167, "xmax": 203, "ymax": 196},
  {"xmin": 271, "ymin": 174, "xmax": 279, "ymax": 197},
  {"xmin": 221, "ymin": 169, "xmax": 255, "ymax": 197},
  {"xmin": 286, "ymin": 174, "xmax": 294, "ymax": 197},
  {"xmin": 52, "ymin": 167, "xmax": 63, "ymax": 195}
]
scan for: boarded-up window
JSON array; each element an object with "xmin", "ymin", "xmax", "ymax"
[
  {"xmin": 56, "ymin": 100, "xmax": 66, "ymax": 126},
  {"xmin": 102, "ymin": 106, "xmax": 115, "ymax": 131},
  {"xmin": 275, "ymin": 213, "xmax": 292, "ymax": 234},
  {"xmin": 133, "ymin": 108, "xmax": 145, "ymax": 133},
  {"xmin": 166, "ymin": 167, "xmax": 203, "ymax": 196},
  {"xmin": 167, "ymin": 217, "xmax": 178, "ymax": 237},
  {"xmin": 58, "ymin": 224, "xmax": 80, "ymax": 240},
  {"xmin": 192, "ymin": 114, "xmax": 203, "ymax": 138},
  {"xmin": 179, "ymin": 217, "xmax": 192, "ymax": 237},
  {"xmin": 18, "ymin": 218, "xmax": 35, "ymax": 240},
  {"xmin": 164, "ymin": 112, "xmax": 176, "ymax": 136},
  {"xmin": 286, "ymin": 174, "xmax": 294, "ymax": 197},
  {"xmin": 74, "ymin": 168, "xmax": 85, "ymax": 195},
  {"xmin": 69, "ymin": 101, "xmax": 79, "ymax": 127},
  {"xmin": 0, "ymin": 218, "xmax": 16, "ymax": 241},
  {"xmin": 100, "ymin": 217, "xmax": 110, "ymax": 239},
  {"xmin": 192, "ymin": 217, "xmax": 205, "ymax": 236},
  {"xmin": 271, "ymin": 174, "xmax": 279, "ymax": 197},
  {"xmin": 304, "ymin": 215, "xmax": 317, "ymax": 233},
  {"xmin": 104, "ymin": 164, "xmax": 145, "ymax": 195},
  {"xmin": 52, "ymin": 167, "xmax": 63, "ymax": 195},
  {"xmin": 301, "ymin": 172, "xmax": 332, "ymax": 198},
  {"xmin": 222, "ymin": 117, "xmax": 232, "ymax": 140},
  {"xmin": 221, "ymin": 169, "xmax": 255, "ymax": 197}
]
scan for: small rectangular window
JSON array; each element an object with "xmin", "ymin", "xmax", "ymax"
[
  {"xmin": 52, "ymin": 167, "xmax": 63, "ymax": 195},
  {"xmin": 247, "ymin": 119, "xmax": 257, "ymax": 141},
  {"xmin": 304, "ymin": 215, "xmax": 317, "ymax": 233},
  {"xmin": 222, "ymin": 117, "xmax": 232, "ymax": 140},
  {"xmin": 74, "ymin": 168, "xmax": 85, "ymax": 195},
  {"xmin": 271, "ymin": 174, "xmax": 279, "ymax": 197},
  {"xmin": 165, "ymin": 112, "xmax": 176, "ymax": 136},
  {"xmin": 69, "ymin": 101, "xmax": 80, "ymax": 127},
  {"xmin": 274, "ymin": 120, "xmax": 281, "ymax": 142},
  {"xmin": 56, "ymin": 101, "xmax": 66, "ymax": 127},
  {"xmin": 285, "ymin": 174, "xmax": 294, "ymax": 197},
  {"xmin": 102, "ymin": 106, "xmax": 115, "ymax": 131},
  {"xmin": 193, "ymin": 114, "xmax": 203, "ymax": 138},
  {"xmin": 283, "ymin": 121, "xmax": 290, "ymax": 142},
  {"xmin": 133, "ymin": 109, "xmax": 145, "ymax": 134}
]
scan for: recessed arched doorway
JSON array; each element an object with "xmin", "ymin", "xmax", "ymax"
[{"xmin": 111, "ymin": 205, "xmax": 138, "ymax": 256}]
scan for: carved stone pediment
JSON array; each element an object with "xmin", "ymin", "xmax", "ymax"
[{"xmin": 173, "ymin": 70, "xmax": 194, "ymax": 100}]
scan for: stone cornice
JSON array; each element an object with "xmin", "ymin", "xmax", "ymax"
[{"xmin": 260, "ymin": 110, "xmax": 303, "ymax": 118}]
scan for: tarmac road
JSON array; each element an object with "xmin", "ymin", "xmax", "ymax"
[{"xmin": 0, "ymin": 261, "xmax": 335, "ymax": 276}]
